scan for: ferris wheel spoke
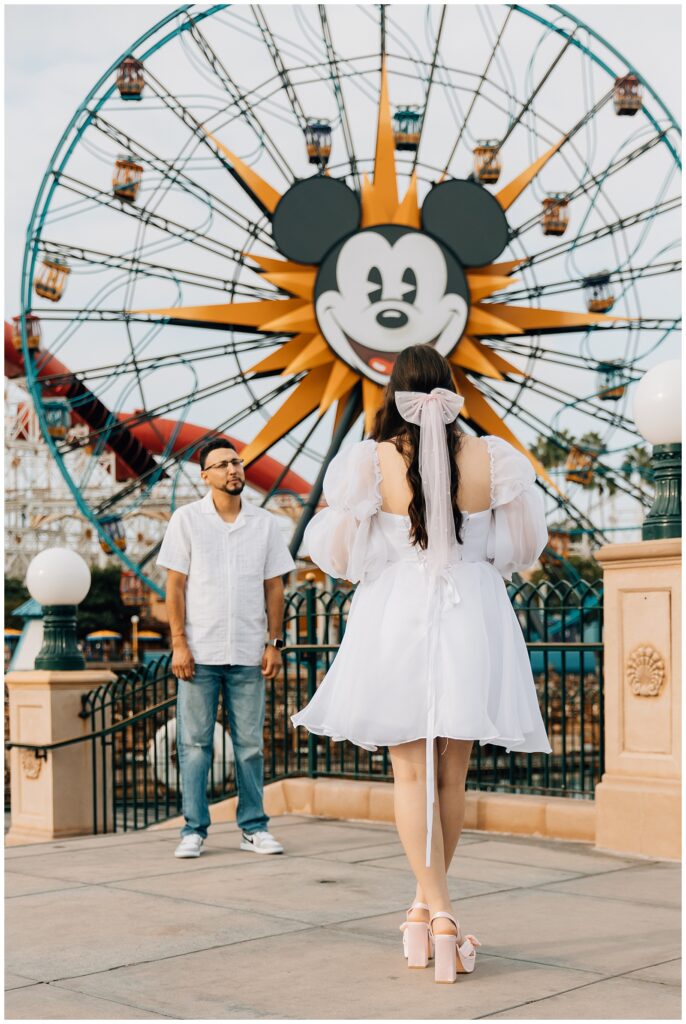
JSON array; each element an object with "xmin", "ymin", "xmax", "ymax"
[
  {"xmin": 492, "ymin": 81, "xmax": 618, "ymax": 220},
  {"xmin": 484, "ymin": 372, "xmax": 638, "ymax": 435},
  {"xmin": 319, "ymin": 6, "xmax": 361, "ymax": 190},
  {"xmin": 83, "ymin": 369, "xmax": 301, "ymax": 453},
  {"xmin": 519, "ymin": 196, "xmax": 680, "ymax": 269},
  {"xmin": 510, "ymin": 129, "xmax": 672, "ymax": 239},
  {"xmin": 36, "ymin": 240, "xmax": 280, "ymax": 300},
  {"xmin": 183, "ymin": 11, "xmax": 296, "ymax": 184},
  {"xmin": 440, "ymin": 7, "xmax": 514, "ymax": 177},
  {"xmin": 409, "ymin": 5, "xmax": 446, "ymax": 174},
  {"xmin": 582, "ymin": 318, "xmax": 682, "ymax": 332},
  {"xmin": 40, "ymin": 337, "xmax": 284, "ymax": 391},
  {"xmin": 259, "ymin": 412, "xmax": 326, "ymax": 508},
  {"xmin": 487, "ymin": 341, "xmax": 618, "ymax": 374},
  {"xmin": 472, "ymin": 25, "xmax": 581, "ymax": 183},
  {"xmin": 492, "ymin": 364, "xmax": 628, "ymax": 434},
  {"xmin": 53, "ymin": 173, "xmax": 264, "ymax": 263},
  {"xmin": 500, "ymin": 259, "xmax": 682, "ymax": 304},
  {"xmin": 198, "ymin": 9, "xmax": 378, "ymax": 120},
  {"xmin": 495, "ymin": 337, "xmax": 608, "ymax": 370},
  {"xmin": 138, "ymin": 65, "xmax": 288, "ymax": 229},
  {"xmin": 86, "ymin": 110, "xmax": 275, "ymax": 244},
  {"xmin": 506, "ymin": 33, "xmax": 578, "ymax": 142},
  {"xmin": 250, "ymin": 7, "xmax": 310, "ymax": 134}
]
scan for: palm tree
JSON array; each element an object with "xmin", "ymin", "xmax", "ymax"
[
  {"xmin": 531, "ymin": 429, "xmax": 574, "ymax": 470},
  {"xmin": 620, "ymin": 444, "xmax": 655, "ymax": 486}
]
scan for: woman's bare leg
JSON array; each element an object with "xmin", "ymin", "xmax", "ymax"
[
  {"xmin": 389, "ymin": 739, "xmax": 455, "ymax": 935},
  {"xmin": 413, "ymin": 739, "xmax": 473, "ymax": 911}
]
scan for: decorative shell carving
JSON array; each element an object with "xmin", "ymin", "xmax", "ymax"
[
  {"xmin": 21, "ymin": 750, "xmax": 43, "ymax": 779},
  {"xmin": 626, "ymin": 644, "xmax": 667, "ymax": 697}
]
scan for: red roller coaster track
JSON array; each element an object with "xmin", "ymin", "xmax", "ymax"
[{"xmin": 5, "ymin": 321, "xmax": 310, "ymax": 496}]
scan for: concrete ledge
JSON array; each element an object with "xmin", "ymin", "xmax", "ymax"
[
  {"xmin": 595, "ymin": 536, "xmax": 681, "ymax": 567},
  {"xmin": 148, "ymin": 778, "xmax": 597, "ymax": 843},
  {"xmin": 5, "ymin": 670, "xmax": 116, "ymax": 689}
]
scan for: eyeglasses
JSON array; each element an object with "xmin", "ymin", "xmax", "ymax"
[{"xmin": 204, "ymin": 458, "xmax": 244, "ymax": 472}]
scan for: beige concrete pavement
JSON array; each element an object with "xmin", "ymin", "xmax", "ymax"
[{"xmin": 5, "ymin": 815, "xmax": 681, "ymax": 1019}]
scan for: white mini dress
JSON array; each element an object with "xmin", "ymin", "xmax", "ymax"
[{"xmin": 291, "ymin": 436, "xmax": 553, "ymax": 757}]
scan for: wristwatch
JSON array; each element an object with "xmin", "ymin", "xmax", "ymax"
[{"xmin": 268, "ymin": 637, "xmax": 285, "ymax": 649}]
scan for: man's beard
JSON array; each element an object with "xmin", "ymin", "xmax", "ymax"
[{"xmin": 222, "ymin": 480, "xmax": 245, "ymax": 495}]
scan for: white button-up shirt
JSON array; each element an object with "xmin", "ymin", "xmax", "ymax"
[{"xmin": 157, "ymin": 491, "xmax": 295, "ymax": 666}]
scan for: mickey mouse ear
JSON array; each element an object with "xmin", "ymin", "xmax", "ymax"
[
  {"xmin": 272, "ymin": 177, "xmax": 361, "ymax": 264},
  {"xmin": 421, "ymin": 179, "xmax": 509, "ymax": 267}
]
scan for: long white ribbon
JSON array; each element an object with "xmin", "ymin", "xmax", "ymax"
[
  {"xmin": 395, "ymin": 387, "xmax": 464, "ymax": 866},
  {"xmin": 423, "ymin": 567, "xmax": 461, "ymax": 865}
]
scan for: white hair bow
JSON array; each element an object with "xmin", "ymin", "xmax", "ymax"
[{"xmin": 394, "ymin": 387, "xmax": 464, "ymax": 576}]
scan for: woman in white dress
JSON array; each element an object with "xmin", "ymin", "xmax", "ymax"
[{"xmin": 292, "ymin": 345, "xmax": 551, "ymax": 983}]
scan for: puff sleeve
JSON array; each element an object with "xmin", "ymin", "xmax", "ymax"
[
  {"xmin": 303, "ymin": 439, "xmax": 386, "ymax": 584},
  {"xmin": 485, "ymin": 436, "xmax": 548, "ymax": 582}
]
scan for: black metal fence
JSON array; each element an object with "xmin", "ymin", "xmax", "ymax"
[{"xmin": 7, "ymin": 576, "xmax": 603, "ymax": 832}]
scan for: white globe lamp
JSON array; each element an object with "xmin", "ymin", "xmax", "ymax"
[
  {"xmin": 632, "ymin": 360, "xmax": 681, "ymax": 540},
  {"xmin": 25, "ymin": 548, "xmax": 91, "ymax": 670}
]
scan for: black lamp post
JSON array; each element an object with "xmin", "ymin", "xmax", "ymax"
[
  {"xmin": 25, "ymin": 548, "xmax": 91, "ymax": 670},
  {"xmin": 632, "ymin": 361, "xmax": 681, "ymax": 541}
]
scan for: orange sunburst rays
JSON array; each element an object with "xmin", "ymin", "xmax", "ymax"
[{"xmin": 132, "ymin": 62, "xmax": 620, "ymax": 487}]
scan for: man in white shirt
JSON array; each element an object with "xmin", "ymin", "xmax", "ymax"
[{"xmin": 157, "ymin": 440, "xmax": 295, "ymax": 858}]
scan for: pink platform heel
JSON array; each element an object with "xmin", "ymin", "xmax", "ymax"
[
  {"xmin": 399, "ymin": 902, "xmax": 433, "ymax": 968},
  {"xmin": 430, "ymin": 912, "xmax": 481, "ymax": 984}
]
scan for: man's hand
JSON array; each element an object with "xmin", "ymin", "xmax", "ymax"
[
  {"xmin": 261, "ymin": 644, "xmax": 282, "ymax": 680},
  {"xmin": 172, "ymin": 640, "xmax": 195, "ymax": 681}
]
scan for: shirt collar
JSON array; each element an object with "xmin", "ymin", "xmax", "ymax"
[{"xmin": 200, "ymin": 491, "xmax": 258, "ymax": 518}]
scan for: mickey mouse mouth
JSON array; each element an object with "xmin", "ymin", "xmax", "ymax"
[{"xmin": 344, "ymin": 331, "xmax": 440, "ymax": 377}]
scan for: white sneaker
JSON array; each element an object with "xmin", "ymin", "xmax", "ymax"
[
  {"xmin": 174, "ymin": 834, "xmax": 204, "ymax": 858},
  {"xmin": 240, "ymin": 830, "xmax": 284, "ymax": 855}
]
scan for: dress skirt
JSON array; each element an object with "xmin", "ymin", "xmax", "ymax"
[{"xmin": 291, "ymin": 556, "xmax": 553, "ymax": 756}]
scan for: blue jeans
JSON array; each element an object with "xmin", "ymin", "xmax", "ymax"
[{"xmin": 176, "ymin": 664, "xmax": 268, "ymax": 838}]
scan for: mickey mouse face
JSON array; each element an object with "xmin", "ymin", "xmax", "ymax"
[
  {"xmin": 315, "ymin": 226, "xmax": 469, "ymax": 382},
  {"xmin": 271, "ymin": 176, "xmax": 509, "ymax": 385}
]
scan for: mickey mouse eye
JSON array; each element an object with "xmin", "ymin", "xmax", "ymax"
[
  {"xmin": 367, "ymin": 266, "xmax": 383, "ymax": 304},
  {"xmin": 401, "ymin": 267, "xmax": 417, "ymax": 304}
]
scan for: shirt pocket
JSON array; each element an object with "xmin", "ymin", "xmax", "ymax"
[{"xmin": 235, "ymin": 528, "xmax": 267, "ymax": 580}]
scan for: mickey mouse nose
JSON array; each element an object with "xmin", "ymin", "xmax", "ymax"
[{"xmin": 376, "ymin": 308, "xmax": 408, "ymax": 329}]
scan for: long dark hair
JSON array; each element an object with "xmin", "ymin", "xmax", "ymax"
[{"xmin": 370, "ymin": 344, "xmax": 465, "ymax": 549}]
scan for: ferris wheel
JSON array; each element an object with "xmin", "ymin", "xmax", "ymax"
[{"xmin": 16, "ymin": 3, "xmax": 681, "ymax": 594}]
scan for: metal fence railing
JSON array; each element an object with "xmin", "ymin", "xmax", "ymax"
[{"xmin": 6, "ymin": 576, "xmax": 603, "ymax": 832}]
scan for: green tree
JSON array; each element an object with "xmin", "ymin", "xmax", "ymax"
[
  {"xmin": 621, "ymin": 444, "xmax": 655, "ymax": 486},
  {"xmin": 531, "ymin": 429, "xmax": 574, "ymax": 470},
  {"xmin": 530, "ymin": 554, "xmax": 603, "ymax": 584},
  {"xmin": 5, "ymin": 578, "xmax": 30, "ymax": 629},
  {"xmin": 77, "ymin": 566, "xmax": 133, "ymax": 640}
]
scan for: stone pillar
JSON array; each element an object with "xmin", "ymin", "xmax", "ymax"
[
  {"xmin": 6, "ymin": 669, "xmax": 116, "ymax": 844},
  {"xmin": 594, "ymin": 538, "xmax": 681, "ymax": 859}
]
